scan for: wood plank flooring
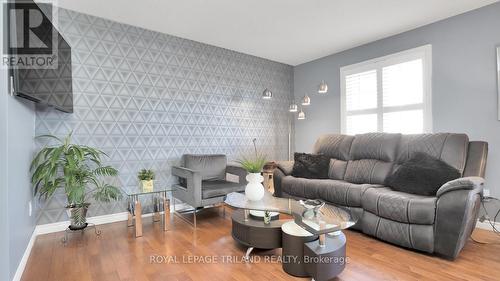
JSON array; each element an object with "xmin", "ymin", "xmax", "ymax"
[{"xmin": 21, "ymin": 207, "xmax": 500, "ymax": 281}]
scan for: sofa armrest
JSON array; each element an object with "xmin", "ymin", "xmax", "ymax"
[
  {"xmin": 171, "ymin": 166, "xmax": 202, "ymax": 206},
  {"xmin": 434, "ymin": 177, "xmax": 484, "ymax": 259},
  {"xmin": 225, "ymin": 165, "xmax": 248, "ymax": 184},
  {"xmin": 436, "ymin": 177, "xmax": 484, "ymax": 197},
  {"xmin": 276, "ymin": 161, "xmax": 294, "ymax": 176}
]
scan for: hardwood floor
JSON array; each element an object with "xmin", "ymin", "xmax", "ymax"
[{"xmin": 22, "ymin": 207, "xmax": 500, "ymax": 281}]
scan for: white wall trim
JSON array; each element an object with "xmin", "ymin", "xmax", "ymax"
[
  {"xmin": 11, "ymin": 230, "xmax": 36, "ymax": 281},
  {"xmin": 476, "ymin": 220, "xmax": 499, "ymax": 232},
  {"xmin": 34, "ymin": 212, "xmax": 130, "ymax": 235}
]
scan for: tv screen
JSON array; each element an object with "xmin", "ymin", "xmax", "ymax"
[{"xmin": 9, "ymin": 1, "xmax": 73, "ymax": 113}]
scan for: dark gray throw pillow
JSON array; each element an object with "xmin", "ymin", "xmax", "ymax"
[
  {"xmin": 292, "ymin": 153, "xmax": 330, "ymax": 179},
  {"xmin": 385, "ymin": 152, "xmax": 461, "ymax": 196}
]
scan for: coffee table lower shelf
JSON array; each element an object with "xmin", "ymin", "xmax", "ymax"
[{"xmin": 230, "ymin": 209, "xmax": 347, "ymax": 281}]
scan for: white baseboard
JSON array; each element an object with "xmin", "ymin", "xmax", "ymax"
[
  {"xmin": 12, "ymin": 229, "xmax": 36, "ymax": 281},
  {"xmin": 34, "ymin": 203, "xmax": 187, "ymax": 236},
  {"xmin": 34, "ymin": 211, "xmax": 130, "ymax": 235},
  {"xmin": 476, "ymin": 220, "xmax": 499, "ymax": 232}
]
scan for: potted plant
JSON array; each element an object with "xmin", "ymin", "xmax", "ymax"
[
  {"xmin": 237, "ymin": 138, "xmax": 267, "ymax": 201},
  {"xmin": 264, "ymin": 210, "xmax": 272, "ymax": 224},
  {"xmin": 138, "ymin": 169, "xmax": 155, "ymax": 192},
  {"xmin": 30, "ymin": 133, "xmax": 121, "ymax": 230}
]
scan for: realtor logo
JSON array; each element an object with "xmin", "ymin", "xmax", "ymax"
[{"xmin": 3, "ymin": 0, "xmax": 58, "ymax": 69}]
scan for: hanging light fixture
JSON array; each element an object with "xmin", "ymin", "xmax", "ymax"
[
  {"xmin": 318, "ymin": 80, "xmax": 328, "ymax": 94},
  {"xmin": 301, "ymin": 94, "xmax": 311, "ymax": 106},
  {"xmin": 289, "ymin": 103, "xmax": 298, "ymax": 112},
  {"xmin": 298, "ymin": 109, "xmax": 306, "ymax": 120},
  {"xmin": 262, "ymin": 88, "xmax": 273, "ymax": 99}
]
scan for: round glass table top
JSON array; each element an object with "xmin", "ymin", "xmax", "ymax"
[{"xmin": 224, "ymin": 191, "xmax": 358, "ymax": 235}]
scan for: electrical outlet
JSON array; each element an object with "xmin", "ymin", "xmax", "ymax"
[
  {"xmin": 28, "ymin": 201, "xmax": 32, "ymax": 217},
  {"xmin": 484, "ymin": 189, "xmax": 490, "ymax": 197}
]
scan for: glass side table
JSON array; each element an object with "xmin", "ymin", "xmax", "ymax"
[{"xmin": 120, "ymin": 186, "xmax": 173, "ymax": 237}]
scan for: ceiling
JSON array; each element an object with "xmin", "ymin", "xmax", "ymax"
[{"xmin": 50, "ymin": 0, "xmax": 498, "ymax": 66}]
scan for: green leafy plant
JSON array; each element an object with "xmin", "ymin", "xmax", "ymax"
[
  {"xmin": 237, "ymin": 138, "xmax": 267, "ymax": 173},
  {"xmin": 138, "ymin": 169, "xmax": 155, "ymax": 181},
  {"xmin": 30, "ymin": 133, "xmax": 121, "ymax": 209}
]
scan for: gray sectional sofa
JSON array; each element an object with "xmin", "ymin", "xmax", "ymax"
[{"xmin": 273, "ymin": 133, "xmax": 488, "ymax": 259}]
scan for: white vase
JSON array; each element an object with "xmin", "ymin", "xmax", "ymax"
[{"xmin": 245, "ymin": 173, "xmax": 265, "ymax": 201}]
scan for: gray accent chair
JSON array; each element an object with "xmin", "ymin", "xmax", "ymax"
[
  {"xmin": 273, "ymin": 133, "xmax": 488, "ymax": 259},
  {"xmin": 172, "ymin": 154, "xmax": 247, "ymax": 227}
]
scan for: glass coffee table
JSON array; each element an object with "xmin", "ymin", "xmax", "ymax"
[
  {"xmin": 225, "ymin": 191, "xmax": 358, "ymax": 280},
  {"xmin": 120, "ymin": 186, "xmax": 172, "ymax": 238}
]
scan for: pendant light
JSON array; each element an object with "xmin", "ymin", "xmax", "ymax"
[
  {"xmin": 301, "ymin": 94, "xmax": 311, "ymax": 106},
  {"xmin": 318, "ymin": 80, "xmax": 328, "ymax": 94},
  {"xmin": 298, "ymin": 109, "xmax": 306, "ymax": 120},
  {"xmin": 289, "ymin": 103, "xmax": 298, "ymax": 112},
  {"xmin": 262, "ymin": 88, "xmax": 272, "ymax": 99}
]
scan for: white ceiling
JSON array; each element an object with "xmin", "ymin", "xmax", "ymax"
[{"xmin": 50, "ymin": 0, "xmax": 498, "ymax": 66}]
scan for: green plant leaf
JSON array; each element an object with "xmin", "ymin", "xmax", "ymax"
[{"xmin": 30, "ymin": 133, "xmax": 120, "ymax": 206}]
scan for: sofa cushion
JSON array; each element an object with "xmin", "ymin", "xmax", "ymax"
[
  {"xmin": 183, "ymin": 154, "xmax": 227, "ymax": 181},
  {"xmin": 385, "ymin": 152, "xmax": 461, "ymax": 196},
  {"xmin": 201, "ymin": 180, "xmax": 245, "ymax": 199},
  {"xmin": 328, "ymin": 159, "xmax": 348, "ymax": 180},
  {"xmin": 313, "ymin": 134, "xmax": 354, "ymax": 161},
  {"xmin": 344, "ymin": 159, "xmax": 393, "ymax": 185},
  {"xmin": 395, "ymin": 133, "xmax": 469, "ymax": 174},
  {"xmin": 349, "ymin": 133, "xmax": 401, "ymax": 162},
  {"xmin": 281, "ymin": 176, "xmax": 376, "ymax": 207},
  {"xmin": 292, "ymin": 153, "xmax": 329, "ymax": 179},
  {"xmin": 362, "ymin": 187, "xmax": 436, "ymax": 224}
]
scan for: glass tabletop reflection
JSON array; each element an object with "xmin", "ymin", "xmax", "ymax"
[
  {"xmin": 224, "ymin": 191, "xmax": 358, "ymax": 235},
  {"xmin": 120, "ymin": 185, "xmax": 173, "ymax": 197}
]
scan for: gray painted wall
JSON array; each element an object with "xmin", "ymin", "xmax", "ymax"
[
  {"xmin": 294, "ymin": 2, "xmax": 500, "ymax": 197},
  {"xmin": 1, "ymin": 1, "xmax": 37, "ymax": 279},
  {"xmin": 35, "ymin": 8, "xmax": 294, "ymax": 224},
  {"xmin": 7, "ymin": 97, "xmax": 36, "ymax": 280},
  {"xmin": 1, "ymin": 21, "xmax": 11, "ymax": 281}
]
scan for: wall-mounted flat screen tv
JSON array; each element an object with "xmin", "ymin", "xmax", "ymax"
[{"xmin": 8, "ymin": 0, "xmax": 73, "ymax": 113}]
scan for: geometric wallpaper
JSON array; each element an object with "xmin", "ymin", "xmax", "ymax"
[{"xmin": 34, "ymin": 8, "xmax": 294, "ymax": 224}]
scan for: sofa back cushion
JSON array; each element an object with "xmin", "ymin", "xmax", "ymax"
[
  {"xmin": 313, "ymin": 134, "xmax": 354, "ymax": 160},
  {"xmin": 328, "ymin": 159, "xmax": 348, "ymax": 180},
  {"xmin": 344, "ymin": 133, "xmax": 401, "ymax": 184},
  {"xmin": 313, "ymin": 134, "xmax": 354, "ymax": 180},
  {"xmin": 395, "ymin": 133, "xmax": 469, "ymax": 175},
  {"xmin": 183, "ymin": 154, "xmax": 227, "ymax": 181}
]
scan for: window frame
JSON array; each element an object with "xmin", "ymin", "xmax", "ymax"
[{"xmin": 340, "ymin": 45, "xmax": 433, "ymax": 134}]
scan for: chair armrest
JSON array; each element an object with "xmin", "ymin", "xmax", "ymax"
[
  {"xmin": 436, "ymin": 177, "xmax": 484, "ymax": 197},
  {"xmin": 276, "ymin": 161, "xmax": 294, "ymax": 176},
  {"xmin": 172, "ymin": 166, "xmax": 199, "ymax": 179},
  {"xmin": 225, "ymin": 165, "xmax": 248, "ymax": 184},
  {"xmin": 171, "ymin": 166, "xmax": 202, "ymax": 206}
]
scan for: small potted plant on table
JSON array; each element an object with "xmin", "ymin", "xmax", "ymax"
[
  {"xmin": 31, "ymin": 133, "xmax": 121, "ymax": 230},
  {"xmin": 138, "ymin": 169, "xmax": 155, "ymax": 192}
]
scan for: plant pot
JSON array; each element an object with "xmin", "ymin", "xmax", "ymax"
[
  {"xmin": 141, "ymin": 180, "xmax": 154, "ymax": 192},
  {"xmin": 66, "ymin": 203, "xmax": 90, "ymax": 230},
  {"xmin": 245, "ymin": 173, "xmax": 265, "ymax": 201}
]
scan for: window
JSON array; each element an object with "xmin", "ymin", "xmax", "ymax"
[{"xmin": 340, "ymin": 45, "xmax": 432, "ymax": 135}]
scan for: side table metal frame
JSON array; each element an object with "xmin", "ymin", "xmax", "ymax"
[{"xmin": 127, "ymin": 190, "xmax": 170, "ymax": 237}]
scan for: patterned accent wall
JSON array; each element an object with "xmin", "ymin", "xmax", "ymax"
[{"xmin": 35, "ymin": 8, "xmax": 294, "ymax": 224}]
